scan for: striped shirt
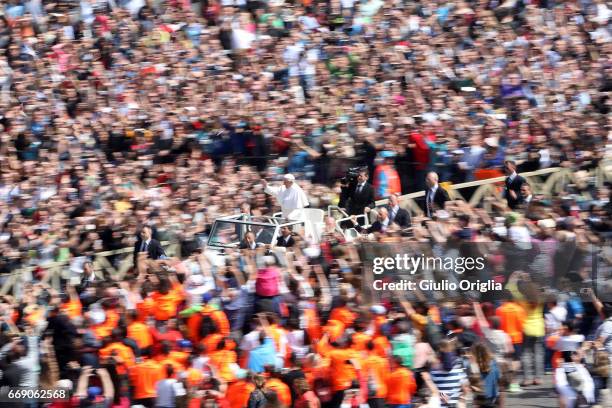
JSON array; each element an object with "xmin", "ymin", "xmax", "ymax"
[{"xmin": 430, "ymin": 362, "xmax": 467, "ymax": 407}]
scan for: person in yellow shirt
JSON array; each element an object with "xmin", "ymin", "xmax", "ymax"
[
  {"xmin": 507, "ymin": 272, "xmax": 545, "ymax": 386},
  {"xmin": 519, "ymin": 301, "xmax": 545, "ymax": 385}
]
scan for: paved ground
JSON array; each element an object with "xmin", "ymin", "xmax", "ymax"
[
  {"xmin": 505, "ymin": 376, "xmax": 558, "ymax": 408},
  {"xmin": 503, "ymin": 373, "xmax": 612, "ymax": 408}
]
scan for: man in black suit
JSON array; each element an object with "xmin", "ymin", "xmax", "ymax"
[
  {"xmin": 276, "ymin": 226, "xmax": 295, "ymax": 247},
  {"xmin": 423, "ymin": 171, "xmax": 450, "ymax": 217},
  {"xmin": 133, "ymin": 225, "xmax": 165, "ymax": 267},
  {"xmin": 504, "ymin": 160, "xmax": 526, "ymax": 210},
  {"xmin": 386, "ymin": 193, "xmax": 411, "ymax": 228},
  {"xmin": 345, "ymin": 169, "xmax": 376, "ymax": 217}
]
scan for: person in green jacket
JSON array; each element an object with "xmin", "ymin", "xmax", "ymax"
[
  {"xmin": 325, "ymin": 54, "xmax": 359, "ymax": 80},
  {"xmin": 391, "ymin": 320, "xmax": 415, "ymax": 368}
]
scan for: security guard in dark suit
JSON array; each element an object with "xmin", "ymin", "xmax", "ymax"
[
  {"xmin": 504, "ymin": 160, "xmax": 526, "ymax": 210},
  {"xmin": 346, "ymin": 169, "xmax": 376, "ymax": 216}
]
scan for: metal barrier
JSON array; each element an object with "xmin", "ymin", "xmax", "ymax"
[
  {"xmin": 0, "ymin": 242, "xmax": 180, "ymax": 296},
  {"xmin": 374, "ymin": 162, "xmax": 612, "ymax": 214},
  {"xmin": 2, "ymin": 162, "xmax": 610, "ymax": 296},
  {"xmin": 327, "ymin": 205, "xmax": 368, "ymax": 231}
]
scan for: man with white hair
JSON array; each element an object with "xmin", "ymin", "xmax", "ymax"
[
  {"xmin": 349, "ymin": 206, "xmax": 391, "ymax": 234},
  {"xmin": 423, "ymin": 171, "xmax": 450, "ymax": 217},
  {"xmin": 262, "ymin": 174, "xmax": 309, "ymax": 218}
]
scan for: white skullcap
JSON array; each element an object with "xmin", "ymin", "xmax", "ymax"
[{"xmin": 283, "ymin": 174, "xmax": 295, "ymax": 181}]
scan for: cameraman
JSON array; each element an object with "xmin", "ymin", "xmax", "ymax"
[{"xmin": 343, "ymin": 169, "xmax": 375, "ymax": 224}]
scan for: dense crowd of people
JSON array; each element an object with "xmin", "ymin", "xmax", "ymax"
[{"xmin": 0, "ymin": 0, "xmax": 611, "ymax": 407}]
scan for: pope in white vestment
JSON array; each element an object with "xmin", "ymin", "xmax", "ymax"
[{"xmin": 263, "ymin": 174, "xmax": 309, "ymax": 218}]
